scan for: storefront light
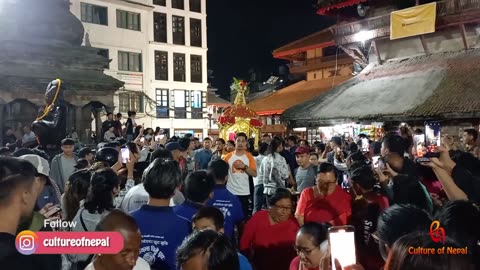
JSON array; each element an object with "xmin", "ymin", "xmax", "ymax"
[{"xmin": 353, "ymin": 30, "xmax": 374, "ymax": 43}]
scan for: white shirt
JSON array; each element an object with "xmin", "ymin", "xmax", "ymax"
[
  {"xmin": 223, "ymin": 152, "xmax": 256, "ymax": 196},
  {"xmin": 120, "ymin": 184, "xmax": 149, "ymax": 213},
  {"xmin": 253, "ymin": 154, "xmax": 266, "ymax": 186}
]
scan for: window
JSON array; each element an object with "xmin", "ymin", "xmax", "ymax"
[
  {"xmin": 190, "ymin": 19, "xmax": 202, "ymax": 47},
  {"xmin": 191, "ymin": 90, "xmax": 205, "ymax": 119},
  {"xmin": 172, "ymin": 16, "xmax": 185, "ymax": 45},
  {"xmin": 172, "ymin": 0, "xmax": 184, "ymax": 9},
  {"xmin": 191, "ymin": 90, "xmax": 202, "ymax": 108},
  {"xmin": 116, "ymin": 10, "xmax": 141, "ymax": 31},
  {"xmin": 118, "ymin": 51, "xmax": 142, "ymax": 72},
  {"xmin": 119, "ymin": 93, "xmax": 144, "ymax": 113},
  {"xmin": 153, "ymin": 12, "xmax": 167, "ymax": 43},
  {"xmin": 189, "ymin": 0, "xmax": 201, "ymax": 12},
  {"xmin": 81, "ymin": 3, "xmax": 108, "ymax": 25},
  {"xmin": 190, "ymin": 55, "xmax": 202, "ymax": 83},
  {"xmin": 153, "ymin": 0, "xmax": 166, "ymax": 6},
  {"xmin": 174, "ymin": 90, "xmax": 188, "ymax": 118},
  {"xmin": 97, "ymin": 48, "xmax": 109, "ymax": 69},
  {"xmin": 156, "ymin": 89, "xmax": 169, "ymax": 118},
  {"xmin": 173, "ymin": 53, "xmax": 186, "ymax": 82},
  {"xmin": 155, "ymin": 51, "xmax": 168, "ymax": 81}
]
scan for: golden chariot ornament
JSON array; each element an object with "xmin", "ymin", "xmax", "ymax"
[{"xmin": 217, "ymin": 78, "xmax": 263, "ymax": 148}]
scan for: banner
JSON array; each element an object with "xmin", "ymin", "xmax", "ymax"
[{"xmin": 390, "ymin": 2, "xmax": 436, "ymax": 40}]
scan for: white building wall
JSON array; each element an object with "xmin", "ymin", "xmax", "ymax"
[{"xmin": 70, "ymin": 0, "xmax": 209, "ymax": 138}]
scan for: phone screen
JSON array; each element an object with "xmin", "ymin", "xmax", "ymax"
[
  {"xmin": 372, "ymin": 156, "xmax": 380, "ymax": 168},
  {"xmin": 45, "ymin": 205, "xmax": 62, "ymax": 217},
  {"xmin": 329, "ymin": 226, "xmax": 356, "ymax": 268},
  {"xmin": 121, "ymin": 147, "xmax": 130, "ymax": 163},
  {"xmin": 416, "ymin": 157, "xmax": 430, "ymax": 163}
]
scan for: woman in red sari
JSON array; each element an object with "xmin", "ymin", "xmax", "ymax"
[
  {"xmin": 240, "ymin": 188, "xmax": 299, "ymax": 270},
  {"xmin": 295, "ymin": 163, "xmax": 351, "ymax": 226}
]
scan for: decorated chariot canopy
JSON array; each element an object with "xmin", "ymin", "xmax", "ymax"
[{"xmin": 217, "ymin": 78, "xmax": 263, "ymax": 147}]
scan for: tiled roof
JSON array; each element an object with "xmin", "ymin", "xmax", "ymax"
[
  {"xmin": 207, "ymin": 92, "xmax": 230, "ymax": 106},
  {"xmin": 282, "ymin": 48, "xmax": 480, "ymax": 127},
  {"xmin": 248, "ymin": 76, "xmax": 351, "ymax": 115},
  {"xmin": 273, "ymin": 29, "xmax": 334, "ymax": 59}
]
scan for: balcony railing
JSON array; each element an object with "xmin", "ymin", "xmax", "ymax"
[
  {"xmin": 288, "ymin": 54, "xmax": 353, "ymax": 73},
  {"xmin": 333, "ymin": 0, "xmax": 480, "ymax": 45}
]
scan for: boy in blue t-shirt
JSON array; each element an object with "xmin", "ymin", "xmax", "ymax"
[
  {"xmin": 173, "ymin": 171, "xmax": 215, "ymax": 221},
  {"xmin": 131, "ymin": 158, "xmax": 191, "ymax": 270},
  {"xmin": 207, "ymin": 159, "xmax": 245, "ymax": 240}
]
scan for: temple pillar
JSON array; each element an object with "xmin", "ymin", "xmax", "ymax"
[
  {"xmin": 93, "ymin": 108, "xmax": 103, "ymax": 144},
  {"xmin": 75, "ymin": 106, "xmax": 92, "ymax": 144},
  {"xmin": 0, "ymin": 104, "xmax": 4, "ymax": 146}
]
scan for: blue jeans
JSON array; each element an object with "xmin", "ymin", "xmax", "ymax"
[{"xmin": 253, "ymin": 184, "xmax": 266, "ymax": 213}]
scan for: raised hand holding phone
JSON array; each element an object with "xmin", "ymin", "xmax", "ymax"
[
  {"xmin": 334, "ymin": 259, "xmax": 365, "ymax": 270},
  {"xmin": 329, "ymin": 226, "xmax": 356, "ymax": 269}
]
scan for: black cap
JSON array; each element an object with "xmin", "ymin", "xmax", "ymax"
[
  {"xmin": 78, "ymin": 147, "xmax": 93, "ymax": 159},
  {"xmin": 74, "ymin": 158, "xmax": 90, "ymax": 170}
]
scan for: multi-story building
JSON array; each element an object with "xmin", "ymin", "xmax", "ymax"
[
  {"xmin": 70, "ymin": 0, "xmax": 208, "ymax": 138},
  {"xmin": 283, "ymin": 0, "xmax": 480, "ymax": 143},
  {"xmin": 248, "ymin": 29, "xmax": 353, "ymax": 140}
]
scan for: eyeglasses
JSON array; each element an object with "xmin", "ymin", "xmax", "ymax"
[
  {"xmin": 273, "ymin": 205, "xmax": 293, "ymax": 212},
  {"xmin": 294, "ymin": 246, "xmax": 318, "ymax": 256}
]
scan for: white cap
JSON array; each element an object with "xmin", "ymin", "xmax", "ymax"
[{"xmin": 17, "ymin": 154, "xmax": 50, "ymax": 177}]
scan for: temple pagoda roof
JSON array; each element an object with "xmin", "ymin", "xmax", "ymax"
[
  {"xmin": 316, "ymin": 0, "xmax": 368, "ymax": 15},
  {"xmin": 273, "ymin": 28, "xmax": 334, "ymax": 60}
]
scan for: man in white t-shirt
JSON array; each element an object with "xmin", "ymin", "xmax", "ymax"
[{"xmin": 222, "ymin": 132, "xmax": 257, "ymax": 218}]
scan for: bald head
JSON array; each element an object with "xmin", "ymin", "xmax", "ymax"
[
  {"xmin": 386, "ymin": 153, "xmax": 404, "ymax": 173},
  {"xmin": 96, "ymin": 209, "xmax": 139, "ymax": 233}
]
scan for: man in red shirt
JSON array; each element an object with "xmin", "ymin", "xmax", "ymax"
[{"xmin": 295, "ymin": 163, "xmax": 351, "ymax": 226}]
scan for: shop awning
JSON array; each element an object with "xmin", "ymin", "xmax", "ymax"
[
  {"xmin": 282, "ymin": 48, "xmax": 480, "ymax": 127},
  {"xmin": 248, "ymin": 76, "xmax": 351, "ymax": 116},
  {"xmin": 273, "ymin": 29, "xmax": 334, "ymax": 60}
]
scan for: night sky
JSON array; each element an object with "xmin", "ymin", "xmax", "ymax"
[{"xmin": 206, "ymin": 0, "xmax": 335, "ymax": 99}]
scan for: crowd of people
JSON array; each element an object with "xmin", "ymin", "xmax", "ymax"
[{"xmin": 0, "ymin": 121, "xmax": 479, "ymax": 270}]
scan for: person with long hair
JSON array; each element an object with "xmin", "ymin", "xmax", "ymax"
[
  {"xmin": 260, "ymin": 137, "xmax": 290, "ymax": 198},
  {"xmin": 68, "ymin": 168, "xmax": 120, "ymax": 269},
  {"xmin": 62, "ymin": 169, "xmax": 92, "ymax": 222}
]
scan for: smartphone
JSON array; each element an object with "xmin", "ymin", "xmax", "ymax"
[
  {"xmin": 121, "ymin": 147, "xmax": 130, "ymax": 163},
  {"xmin": 372, "ymin": 156, "xmax": 380, "ymax": 168},
  {"xmin": 329, "ymin": 225, "xmax": 356, "ymax": 268},
  {"xmin": 416, "ymin": 157, "xmax": 430, "ymax": 163},
  {"xmin": 44, "ymin": 205, "xmax": 62, "ymax": 217},
  {"xmin": 341, "ymin": 174, "xmax": 350, "ymax": 192},
  {"xmin": 424, "ymin": 151, "xmax": 440, "ymax": 158}
]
